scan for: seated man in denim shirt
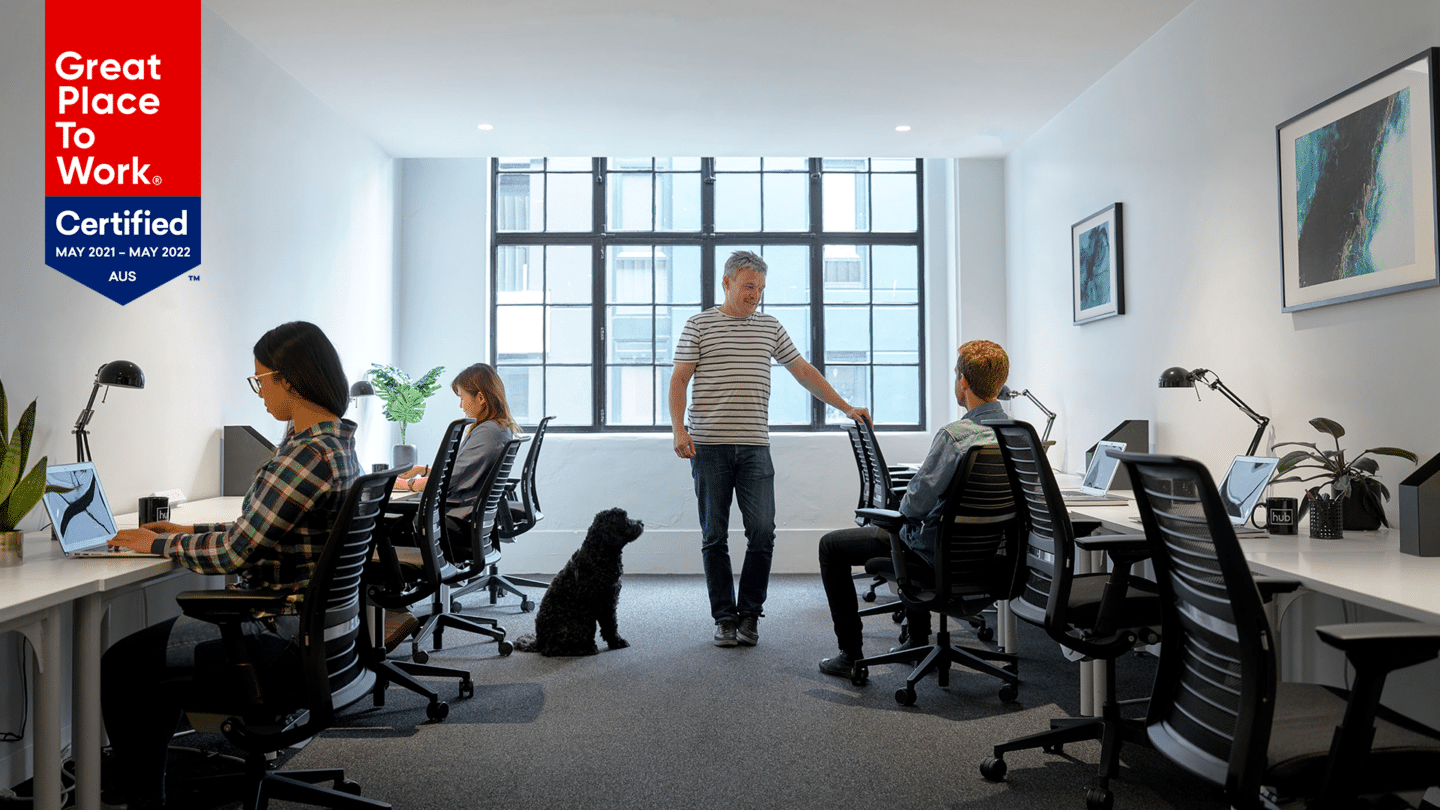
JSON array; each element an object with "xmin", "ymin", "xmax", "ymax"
[{"xmin": 816, "ymin": 339, "xmax": 1009, "ymax": 677}]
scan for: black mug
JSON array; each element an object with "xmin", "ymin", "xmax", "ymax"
[
  {"xmin": 138, "ymin": 495, "xmax": 170, "ymax": 525},
  {"xmin": 1252, "ymin": 496, "xmax": 1298, "ymax": 535}
]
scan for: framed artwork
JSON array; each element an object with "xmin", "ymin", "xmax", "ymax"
[
  {"xmin": 1072, "ymin": 202, "xmax": 1124, "ymax": 324},
  {"xmin": 1277, "ymin": 48, "xmax": 1440, "ymax": 312}
]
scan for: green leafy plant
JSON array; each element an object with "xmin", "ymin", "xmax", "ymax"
[
  {"xmin": 1273, "ymin": 417, "xmax": 1418, "ymax": 528},
  {"xmin": 365, "ymin": 364, "xmax": 445, "ymax": 446},
  {"xmin": 1, "ymin": 377, "xmax": 56, "ymax": 532}
]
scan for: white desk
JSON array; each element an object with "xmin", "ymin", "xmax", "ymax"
[{"xmin": 0, "ymin": 497, "xmax": 241, "ymax": 810}]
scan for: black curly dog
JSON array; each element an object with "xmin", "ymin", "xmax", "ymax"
[{"xmin": 514, "ymin": 508, "xmax": 644, "ymax": 656}]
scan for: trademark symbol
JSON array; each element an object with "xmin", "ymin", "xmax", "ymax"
[
  {"xmin": 152, "ymin": 175, "xmax": 163, "ymax": 185},
  {"xmin": 188, "ymin": 274, "xmax": 200, "ymax": 281}
]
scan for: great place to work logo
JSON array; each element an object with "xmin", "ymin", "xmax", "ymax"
[{"xmin": 45, "ymin": 0, "xmax": 200, "ymax": 305}]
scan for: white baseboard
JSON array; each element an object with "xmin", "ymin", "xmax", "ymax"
[{"xmin": 496, "ymin": 527, "xmax": 833, "ymax": 576}]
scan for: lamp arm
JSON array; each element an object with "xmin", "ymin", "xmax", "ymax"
[
  {"xmin": 1196, "ymin": 371, "xmax": 1270, "ymax": 455},
  {"xmin": 1019, "ymin": 390, "xmax": 1057, "ymax": 442},
  {"xmin": 73, "ymin": 379, "xmax": 104, "ymax": 462}
]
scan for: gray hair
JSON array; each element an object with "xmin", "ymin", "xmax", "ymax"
[{"xmin": 723, "ymin": 250, "xmax": 767, "ymax": 280}]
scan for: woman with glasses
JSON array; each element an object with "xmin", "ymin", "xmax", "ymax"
[{"xmin": 100, "ymin": 320, "xmax": 359, "ymax": 810}]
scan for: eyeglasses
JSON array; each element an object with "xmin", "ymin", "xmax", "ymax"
[{"xmin": 247, "ymin": 370, "xmax": 278, "ymax": 394}]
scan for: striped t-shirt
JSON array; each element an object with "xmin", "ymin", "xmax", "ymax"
[{"xmin": 674, "ymin": 308, "xmax": 801, "ymax": 446}]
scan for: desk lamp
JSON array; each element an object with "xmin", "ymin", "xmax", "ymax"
[
  {"xmin": 998, "ymin": 385, "xmax": 1056, "ymax": 442},
  {"xmin": 349, "ymin": 380, "xmax": 375, "ymax": 400},
  {"xmin": 1158, "ymin": 366, "xmax": 1269, "ymax": 455},
  {"xmin": 74, "ymin": 360, "xmax": 145, "ymax": 462}
]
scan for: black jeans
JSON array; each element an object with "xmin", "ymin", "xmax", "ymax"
[{"xmin": 817, "ymin": 526, "xmax": 932, "ymax": 656}]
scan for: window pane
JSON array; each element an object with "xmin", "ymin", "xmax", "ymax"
[
  {"xmin": 657, "ymin": 305, "xmax": 699, "ymax": 363},
  {"xmin": 873, "ymin": 307, "xmax": 919, "ymax": 364},
  {"xmin": 824, "ymin": 306, "xmax": 870, "ymax": 363},
  {"xmin": 657, "ymin": 173, "xmax": 701, "ymax": 231},
  {"xmin": 608, "ymin": 306, "xmax": 653, "ymax": 364},
  {"xmin": 546, "ymin": 172, "xmax": 592, "ymax": 231},
  {"xmin": 824, "ymin": 366, "xmax": 868, "ymax": 424},
  {"xmin": 660, "ymin": 157, "xmax": 701, "ymax": 171},
  {"xmin": 547, "ymin": 246, "xmax": 592, "ymax": 304},
  {"xmin": 498, "ymin": 366, "xmax": 541, "ymax": 424},
  {"xmin": 761, "ymin": 244, "xmax": 809, "ymax": 304},
  {"xmin": 495, "ymin": 306, "xmax": 542, "ymax": 363},
  {"xmin": 607, "ymin": 365, "xmax": 655, "ymax": 425},
  {"xmin": 608, "ymin": 157, "xmax": 652, "ymax": 170},
  {"xmin": 822, "ymin": 173, "xmax": 869, "ymax": 231},
  {"xmin": 871, "ymin": 173, "xmax": 917, "ymax": 232},
  {"xmin": 822, "ymin": 244, "xmax": 870, "ymax": 304},
  {"xmin": 765, "ymin": 157, "xmax": 808, "ymax": 171},
  {"xmin": 765, "ymin": 305, "xmax": 810, "ymax": 362},
  {"xmin": 871, "ymin": 158, "xmax": 916, "ymax": 172},
  {"xmin": 495, "ymin": 173, "xmax": 542, "ymax": 232},
  {"xmin": 821, "ymin": 157, "xmax": 867, "ymax": 172},
  {"xmin": 496, "ymin": 245, "xmax": 541, "ymax": 303},
  {"xmin": 656, "ymin": 365, "xmax": 674, "ymax": 424},
  {"xmin": 873, "ymin": 366, "xmax": 919, "ymax": 424},
  {"xmin": 546, "ymin": 307, "xmax": 592, "ymax": 363},
  {"xmin": 609, "ymin": 172, "xmax": 653, "ymax": 231},
  {"xmin": 658, "ymin": 246, "xmax": 701, "ymax": 304},
  {"xmin": 547, "ymin": 157, "xmax": 591, "ymax": 171},
  {"xmin": 715, "ymin": 157, "xmax": 760, "ymax": 171},
  {"xmin": 872, "ymin": 245, "xmax": 918, "ymax": 303},
  {"xmin": 714, "ymin": 174, "xmax": 761, "ymax": 231},
  {"xmin": 497, "ymin": 157, "xmax": 544, "ymax": 171},
  {"xmin": 763, "ymin": 172, "xmax": 808, "ymax": 231},
  {"xmin": 547, "ymin": 367, "xmax": 592, "ymax": 426},
  {"xmin": 768, "ymin": 370, "xmax": 809, "ymax": 425},
  {"xmin": 608, "ymin": 246, "xmax": 654, "ymax": 303}
]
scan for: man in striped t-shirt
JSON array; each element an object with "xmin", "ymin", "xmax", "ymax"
[{"xmin": 671, "ymin": 250, "xmax": 869, "ymax": 647}]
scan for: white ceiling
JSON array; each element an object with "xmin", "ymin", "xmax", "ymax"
[{"xmin": 205, "ymin": 0, "xmax": 1193, "ymax": 159}]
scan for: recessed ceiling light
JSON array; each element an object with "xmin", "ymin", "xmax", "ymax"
[
  {"xmin": 895, "ymin": 125, "xmax": 912, "ymax": 132},
  {"xmin": 477, "ymin": 124, "xmax": 494, "ymax": 131}
]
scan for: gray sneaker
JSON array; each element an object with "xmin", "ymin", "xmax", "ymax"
[
  {"xmin": 736, "ymin": 615, "xmax": 759, "ymax": 646},
  {"xmin": 713, "ymin": 620, "xmax": 738, "ymax": 647}
]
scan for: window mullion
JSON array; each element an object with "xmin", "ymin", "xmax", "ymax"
[{"xmin": 809, "ymin": 158, "xmax": 825, "ymax": 428}]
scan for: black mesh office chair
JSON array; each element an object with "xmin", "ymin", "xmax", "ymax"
[
  {"xmin": 1117, "ymin": 451, "xmax": 1440, "ymax": 809},
  {"xmin": 846, "ymin": 444, "xmax": 1024, "ymax": 706},
  {"xmin": 484, "ymin": 415, "xmax": 554, "ymax": 612},
  {"xmin": 980, "ymin": 420, "xmax": 1163, "ymax": 810},
  {"xmin": 171, "ymin": 468, "xmax": 399, "ymax": 810},
  {"xmin": 846, "ymin": 422, "xmax": 890, "ymax": 604},
  {"xmin": 366, "ymin": 418, "xmax": 480, "ymax": 721},
  {"xmin": 420, "ymin": 436, "xmax": 526, "ymax": 653}
]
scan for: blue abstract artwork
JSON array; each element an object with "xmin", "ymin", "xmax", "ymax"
[
  {"xmin": 1077, "ymin": 222, "xmax": 1111, "ymax": 309},
  {"xmin": 1294, "ymin": 87, "xmax": 1414, "ymax": 288}
]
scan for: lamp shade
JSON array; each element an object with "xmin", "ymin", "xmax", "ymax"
[
  {"xmin": 997, "ymin": 385, "xmax": 1017, "ymax": 401},
  {"xmin": 1157, "ymin": 366, "xmax": 1195, "ymax": 388},
  {"xmin": 96, "ymin": 360, "xmax": 144, "ymax": 388},
  {"xmin": 349, "ymin": 380, "xmax": 375, "ymax": 397}
]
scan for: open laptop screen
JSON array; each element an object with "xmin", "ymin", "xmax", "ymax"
[
  {"xmin": 1218, "ymin": 456, "xmax": 1280, "ymax": 526},
  {"xmin": 1080, "ymin": 441, "xmax": 1127, "ymax": 494},
  {"xmin": 41, "ymin": 462, "xmax": 118, "ymax": 553}
]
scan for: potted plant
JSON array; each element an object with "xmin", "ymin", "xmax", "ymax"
[
  {"xmin": 1, "ymin": 378, "xmax": 57, "ymax": 566},
  {"xmin": 1273, "ymin": 417, "xmax": 1418, "ymax": 534},
  {"xmin": 365, "ymin": 363, "xmax": 445, "ymax": 470}
]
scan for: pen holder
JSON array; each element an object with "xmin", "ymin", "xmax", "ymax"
[
  {"xmin": 1308, "ymin": 495, "xmax": 1345, "ymax": 540},
  {"xmin": 0, "ymin": 531, "xmax": 22, "ymax": 567}
]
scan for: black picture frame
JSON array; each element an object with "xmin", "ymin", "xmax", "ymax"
[
  {"xmin": 1277, "ymin": 48, "xmax": 1440, "ymax": 312},
  {"xmin": 1072, "ymin": 202, "xmax": 1124, "ymax": 325}
]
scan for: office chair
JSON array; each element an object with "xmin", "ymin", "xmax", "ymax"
[
  {"xmin": 846, "ymin": 444, "xmax": 1024, "ymax": 706},
  {"xmin": 484, "ymin": 415, "xmax": 555, "ymax": 612},
  {"xmin": 418, "ymin": 436, "xmax": 527, "ymax": 654},
  {"xmin": 1117, "ymin": 451, "xmax": 1440, "ymax": 810},
  {"xmin": 171, "ymin": 468, "xmax": 399, "ymax": 810},
  {"xmin": 366, "ymin": 417, "xmax": 481, "ymax": 721},
  {"xmin": 979, "ymin": 419, "xmax": 1163, "ymax": 810},
  {"xmin": 846, "ymin": 423, "xmax": 889, "ymax": 604}
]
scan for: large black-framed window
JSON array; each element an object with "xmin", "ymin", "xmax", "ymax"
[{"xmin": 491, "ymin": 157, "xmax": 924, "ymax": 431}]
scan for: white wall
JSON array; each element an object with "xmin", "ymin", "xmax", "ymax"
[
  {"xmin": 0, "ymin": 1, "xmax": 397, "ymax": 787},
  {"xmin": 1003, "ymin": 0, "xmax": 1440, "ymax": 725}
]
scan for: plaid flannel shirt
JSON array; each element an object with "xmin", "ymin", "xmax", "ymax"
[{"xmin": 152, "ymin": 419, "xmax": 359, "ymax": 594}]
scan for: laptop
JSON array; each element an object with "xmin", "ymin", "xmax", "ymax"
[
  {"xmin": 1217, "ymin": 455, "xmax": 1280, "ymax": 535},
  {"xmin": 1061, "ymin": 440, "xmax": 1129, "ymax": 505},
  {"xmin": 41, "ymin": 462, "xmax": 165, "ymax": 558}
]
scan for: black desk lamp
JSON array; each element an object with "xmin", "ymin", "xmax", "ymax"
[
  {"xmin": 74, "ymin": 360, "xmax": 145, "ymax": 462},
  {"xmin": 1158, "ymin": 366, "xmax": 1269, "ymax": 456},
  {"xmin": 349, "ymin": 380, "xmax": 375, "ymax": 400},
  {"xmin": 998, "ymin": 385, "xmax": 1056, "ymax": 442}
]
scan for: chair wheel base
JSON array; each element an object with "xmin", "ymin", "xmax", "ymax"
[
  {"xmin": 412, "ymin": 649, "xmax": 429, "ymax": 665},
  {"xmin": 894, "ymin": 688, "xmax": 916, "ymax": 706},
  {"xmin": 426, "ymin": 701, "xmax": 449, "ymax": 722},
  {"xmin": 979, "ymin": 756, "xmax": 1006, "ymax": 781},
  {"xmin": 1085, "ymin": 786, "xmax": 1113, "ymax": 810},
  {"xmin": 497, "ymin": 640, "xmax": 514, "ymax": 656},
  {"xmin": 977, "ymin": 625, "xmax": 995, "ymax": 642},
  {"xmin": 521, "ymin": 599, "xmax": 535, "ymax": 612},
  {"xmin": 338, "ymin": 779, "xmax": 362, "ymax": 796},
  {"xmin": 998, "ymin": 683, "xmax": 1018, "ymax": 703},
  {"xmin": 850, "ymin": 665, "xmax": 868, "ymax": 686},
  {"xmin": 861, "ymin": 591, "xmax": 876, "ymax": 602},
  {"xmin": 459, "ymin": 679, "xmax": 474, "ymax": 699}
]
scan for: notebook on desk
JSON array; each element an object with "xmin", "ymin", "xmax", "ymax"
[
  {"xmin": 1218, "ymin": 455, "xmax": 1280, "ymax": 535},
  {"xmin": 1061, "ymin": 440, "xmax": 1129, "ymax": 505},
  {"xmin": 41, "ymin": 462, "xmax": 166, "ymax": 558}
]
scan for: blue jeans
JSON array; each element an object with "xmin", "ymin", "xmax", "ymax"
[{"xmin": 691, "ymin": 444, "xmax": 776, "ymax": 622}]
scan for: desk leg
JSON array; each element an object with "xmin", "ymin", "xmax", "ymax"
[
  {"xmin": 73, "ymin": 593, "xmax": 104, "ymax": 810},
  {"xmin": 15, "ymin": 609, "xmax": 62, "ymax": 810}
]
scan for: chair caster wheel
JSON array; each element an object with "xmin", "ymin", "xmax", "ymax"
[
  {"xmin": 998, "ymin": 683, "xmax": 1018, "ymax": 703},
  {"xmin": 498, "ymin": 640, "xmax": 514, "ymax": 656},
  {"xmin": 1085, "ymin": 787, "xmax": 1113, "ymax": 810},
  {"xmin": 850, "ymin": 665, "xmax": 868, "ymax": 687},
  {"xmin": 894, "ymin": 688, "xmax": 916, "ymax": 706},
  {"xmin": 426, "ymin": 701, "xmax": 449, "ymax": 722},
  {"xmin": 412, "ymin": 649, "xmax": 429, "ymax": 665},
  {"xmin": 862, "ymin": 591, "xmax": 876, "ymax": 602},
  {"xmin": 451, "ymin": 599, "xmax": 463, "ymax": 613},
  {"xmin": 979, "ymin": 756, "xmax": 1006, "ymax": 781},
  {"xmin": 977, "ymin": 625, "xmax": 995, "ymax": 642},
  {"xmin": 891, "ymin": 609, "xmax": 904, "ymax": 624},
  {"xmin": 521, "ymin": 599, "xmax": 535, "ymax": 613},
  {"xmin": 337, "ymin": 779, "xmax": 362, "ymax": 796},
  {"xmin": 459, "ymin": 679, "xmax": 474, "ymax": 699}
]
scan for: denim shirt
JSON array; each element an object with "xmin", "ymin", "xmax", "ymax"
[{"xmin": 897, "ymin": 400, "xmax": 1008, "ymax": 565}]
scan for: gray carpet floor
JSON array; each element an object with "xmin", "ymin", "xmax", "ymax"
[{"xmin": 261, "ymin": 574, "xmax": 1225, "ymax": 810}]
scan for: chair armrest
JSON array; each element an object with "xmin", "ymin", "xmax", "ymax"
[
  {"xmin": 1254, "ymin": 577, "xmax": 1302, "ymax": 602},
  {"xmin": 1074, "ymin": 532, "xmax": 1151, "ymax": 564},
  {"xmin": 1070, "ymin": 518, "xmax": 1102, "ymax": 538},
  {"xmin": 855, "ymin": 508, "xmax": 904, "ymax": 532},
  {"xmin": 1316, "ymin": 622, "xmax": 1440, "ymax": 670},
  {"xmin": 175, "ymin": 589, "xmax": 292, "ymax": 623}
]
